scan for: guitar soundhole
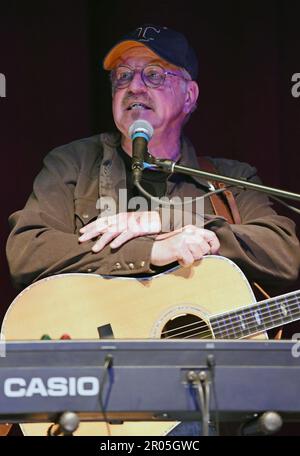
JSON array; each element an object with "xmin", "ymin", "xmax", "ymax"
[{"xmin": 161, "ymin": 314, "xmax": 212, "ymax": 339}]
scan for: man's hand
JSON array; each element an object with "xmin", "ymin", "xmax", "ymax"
[
  {"xmin": 78, "ymin": 211, "xmax": 161, "ymax": 253},
  {"xmin": 151, "ymin": 225, "xmax": 220, "ymax": 267}
]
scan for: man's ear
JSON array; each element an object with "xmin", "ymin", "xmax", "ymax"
[{"xmin": 183, "ymin": 81, "xmax": 199, "ymax": 113}]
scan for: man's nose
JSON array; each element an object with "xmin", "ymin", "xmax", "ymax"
[{"xmin": 127, "ymin": 70, "xmax": 147, "ymax": 92}]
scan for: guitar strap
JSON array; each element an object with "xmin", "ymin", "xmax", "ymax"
[
  {"xmin": 197, "ymin": 156, "xmax": 282, "ymax": 340},
  {"xmin": 197, "ymin": 156, "xmax": 241, "ymax": 224}
]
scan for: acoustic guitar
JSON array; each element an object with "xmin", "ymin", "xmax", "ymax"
[{"xmin": 2, "ymin": 255, "xmax": 299, "ymax": 436}]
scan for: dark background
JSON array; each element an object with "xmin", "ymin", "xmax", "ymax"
[
  {"xmin": 1, "ymin": 1, "xmax": 300, "ymax": 327},
  {"xmin": 1, "ymin": 0, "xmax": 300, "ymax": 437}
]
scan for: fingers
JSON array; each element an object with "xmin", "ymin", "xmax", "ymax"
[
  {"xmin": 79, "ymin": 211, "xmax": 162, "ymax": 253},
  {"xmin": 151, "ymin": 226, "xmax": 221, "ymax": 268},
  {"xmin": 79, "ymin": 213, "xmax": 220, "ymax": 261},
  {"xmin": 207, "ymin": 237, "xmax": 220, "ymax": 254},
  {"xmin": 177, "ymin": 245, "xmax": 195, "ymax": 268},
  {"xmin": 186, "ymin": 238, "xmax": 211, "ymax": 259},
  {"xmin": 92, "ymin": 230, "xmax": 140, "ymax": 254},
  {"xmin": 176, "ymin": 226, "xmax": 220, "ymax": 266},
  {"xmin": 78, "ymin": 217, "xmax": 115, "ymax": 242},
  {"xmin": 182, "ymin": 225, "xmax": 220, "ymax": 255},
  {"xmin": 202, "ymin": 229, "xmax": 220, "ymax": 254},
  {"xmin": 110, "ymin": 231, "xmax": 140, "ymax": 249},
  {"xmin": 91, "ymin": 231, "xmax": 118, "ymax": 253},
  {"xmin": 79, "ymin": 211, "xmax": 161, "ymax": 244}
]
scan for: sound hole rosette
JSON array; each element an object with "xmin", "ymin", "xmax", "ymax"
[{"xmin": 150, "ymin": 304, "xmax": 213, "ymax": 339}]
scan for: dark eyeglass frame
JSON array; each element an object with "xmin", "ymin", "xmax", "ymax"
[{"xmin": 110, "ymin": 64, "xmax": 189, "ymax": 90}]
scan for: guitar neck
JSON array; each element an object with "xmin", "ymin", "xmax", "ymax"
[{"xmin": 209, "ymin": 289, "xmax": 300, "ymax": 339}]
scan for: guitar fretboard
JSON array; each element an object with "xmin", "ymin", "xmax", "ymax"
[{"xmin": 209, "ymin": 290, "xmax": 300, "ymax": 339}]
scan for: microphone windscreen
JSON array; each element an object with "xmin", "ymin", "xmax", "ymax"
[{"xmin": 128, "ymin": 120, "xmax": 154, "ymax": 140}]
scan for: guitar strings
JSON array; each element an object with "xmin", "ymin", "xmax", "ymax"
[
  {"xmin": 161, "ymin": 294, "xmax": 300, "ymax": 339},
  {"xmin": 212, "ymin": 295, "xmax": 300, "ymax": 334},
  {"xmin": 211, "ymin": 297, "xmax": 300, "ymax": 338},
  {"xmin": 162, "ymin": 294, "xmax": 300, "ymax": 337},
  {"xmin": 162, "ymin": 305, "xmax": 297, "ymax": 339},
  {"xmin": 212, "ymin": 290, "xmax": 300, "ymax": 316},
  {"xmin": 161, "ymin": 291, "xmax": 300, "ymax": 336}
]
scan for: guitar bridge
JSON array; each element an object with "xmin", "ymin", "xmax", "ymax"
[{"xmin": 97, "ymin": 324, "xmax": 114, "ymax": 339}]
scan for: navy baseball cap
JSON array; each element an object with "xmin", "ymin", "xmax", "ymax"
[{"xmin": 103, "ymin": 24, "xmax": 198, "ymax": 80}]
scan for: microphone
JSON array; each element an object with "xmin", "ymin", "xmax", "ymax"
[{"xmin": 128, "ymin": 120, "xmax": 154, "ymax": 184}]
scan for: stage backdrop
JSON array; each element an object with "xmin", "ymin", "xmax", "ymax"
[{"xmin": 1, "ymin": 0, "xmax": 300, "ymax": 337}]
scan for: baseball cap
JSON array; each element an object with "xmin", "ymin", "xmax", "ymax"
[{"xmin": 103, "ymin": 24, "xmax": 198, "ymax": 80}]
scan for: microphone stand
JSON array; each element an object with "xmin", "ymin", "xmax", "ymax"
[{"xmin": 144, "ymin": 159, "xmax": 300, "ymax": 202}]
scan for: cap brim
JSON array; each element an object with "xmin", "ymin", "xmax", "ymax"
[{"xmin": 103, "ymin": 40, "xmax": 148, "ymax": 70}]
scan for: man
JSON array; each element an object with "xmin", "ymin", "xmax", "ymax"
[
  {"xmin": 6, "ymin": 24, "xmax": 300, "ymax": 289},
  {"xmin": 5, "ymin": 25, "xmax": 300, "ymax": 435}
]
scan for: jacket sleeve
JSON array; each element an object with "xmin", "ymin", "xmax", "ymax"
[
  {"xmin": 204, "ymin": 163, "xmax": 300, "ymax": 289},
  {"xmin": 6, "ymin": 147, "xmax": 154, "ymax": 291},
  {"xmin": 158, "ymin": 158, "xmax": 300, "ymax": 289}
]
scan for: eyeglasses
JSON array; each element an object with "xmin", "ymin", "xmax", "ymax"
[{"xmin": 111, "ymin": 64, "xmax": 189, "ymax": 90}]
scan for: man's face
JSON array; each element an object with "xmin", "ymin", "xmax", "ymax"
[{"xmin": 111, "ymin": 48, "xmax": 196, "ymax": 141}]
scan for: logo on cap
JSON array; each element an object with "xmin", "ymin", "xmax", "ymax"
[
  {"xmin": 135, "ymin": 26, "xmax": 166, "ymax": 42},
  {"xmin": 103, "ymin": 24, "xmax": 198, "ymax": 80}
]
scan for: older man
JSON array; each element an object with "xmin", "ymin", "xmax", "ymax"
[
  {"xmin": 6, "ymin": 24, "xmax": 300, "ymax": 291},
  {"xmin": 5, "ymin": 25, "xmax": 300, "ymax": 435}
]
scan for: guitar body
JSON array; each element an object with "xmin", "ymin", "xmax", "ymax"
[{"xmin": 1, "ymin": 256, "xmax": 265, "ymax": 436}]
